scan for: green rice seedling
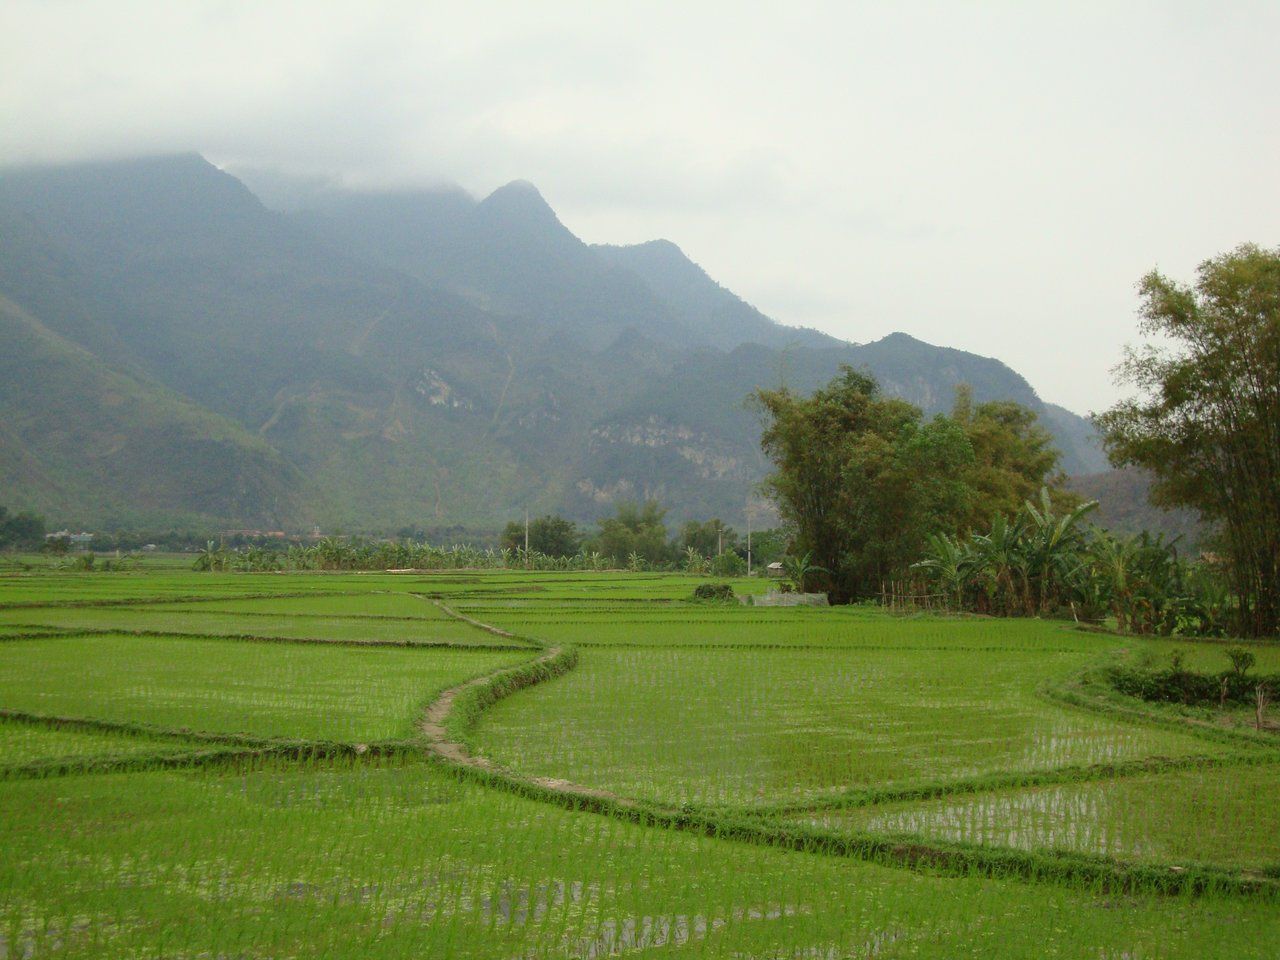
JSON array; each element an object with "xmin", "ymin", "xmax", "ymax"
[
  {"xmin": 143, "ymin": 592, "xmax": 446, "ymax": 617},
  {"xmin": 0, "ymin": 718, "xmax": 199, "ymax": 769},
  {"xmin": 4, "ymin": 565, "xmax": 1280, "ymax": 958},
  {"xmin": 473, "ymin": 607, "xmax": 1109, "ymax": 651},
  {"xmin": 0, "ymin": 607, "xmax": 512, "ymax": 646},
  {"xmin": 0, "ymin": 634, "xmax": 529, "ymax": 743},
  {"xmin": 782, "ymin": 760, "xmax": 1280, "ymax": 872},
  {"xmin": 2, "ymin": 760, "xmax": 1278, "ymax": 959},
  {"xmin": 473, "ymin": 646, "xmax": 1221, "ymax": 806}
]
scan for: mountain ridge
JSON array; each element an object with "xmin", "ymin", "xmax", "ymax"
[{"xmin": 0, "ymin": 154, "xmax": 1107, "ymax": 530}]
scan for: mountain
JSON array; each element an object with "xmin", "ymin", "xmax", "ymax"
[
  {"xmin": 293, "ymin": 180, "xmax": 697, "ymax": 350},
  {"xmin": 0, "ymin": 154, "xmax": 1107, "ymax": 530},
  {"xmin": 592, "ymin": 239, "xmax": 837, "ymax": 350},
  {"xmin": 0, "ymin": 293, "xmax": 302, "ymax": 527},
  {"xmin": 1068, "ymin": 468, "xmax": 1205, "ymax": 545}
]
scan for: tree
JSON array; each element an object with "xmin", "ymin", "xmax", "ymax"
[
  {"xmin": 677, "ymin": 518, "xmax": 738, "ymax": 559},
  {"xmin": 592, "ymin": 500, "xmax": 673, "ymax": 566},
  {"xmin": 755, "ymin": 367, "xmax": 975, "ymax": 601},
  {"xmin": 951, "ymin": 385, "xmax": 1067, "ymax": 528},
  {"xmin": 0, "ymin": 505, "xmax": 46, "ymax": 550},
  {"xmin": 1096, "ymin": 244, "xmax": 1280, "ymax": 637},
  {"xmin": 500, "ymin": 515, "xmax": 581, "ymax": 558}
]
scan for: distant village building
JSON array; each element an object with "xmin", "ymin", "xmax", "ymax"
[{"xmin": 45, "ymin": 530, "xmax": 94, "ymax": 547}]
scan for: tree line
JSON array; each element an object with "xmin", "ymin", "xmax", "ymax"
[
  {"xmin": 754, "ymin": 369, "xmax": 1069, "ymax": 603},
  {"xmin": 757, "ymin": 244, "xmax": 1280, "ymax": 638},
  {"xmin": 500, "ymin": 505, "xmax": 783, "ymax": 574},
  {"xmin": 190, "ymin": 512, "xmax": 783, "ymax": 575}
]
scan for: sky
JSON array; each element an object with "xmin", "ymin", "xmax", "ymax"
[{"xmin": 2, "ymin": 1, "xmax": 1277, "ymax": 414}]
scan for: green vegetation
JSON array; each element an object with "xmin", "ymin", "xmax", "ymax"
[
  {"xmin": 593, "ymin": 499, "xmax": 676, "ymax": 566},
  {"xmin": 755, "ymin": 368, "xmax": 1068, "ymax": 601},
  {"xmin": 1, "ymin": 567, "xmax": 1278, "ymax": 957},
  {"xmin": 500, "ymin": 513, "xmax": 582, "ymax": 557},
  {"xmin": 784, "ymin": 760, "xmax": 1280, "ymax": 871},
  {"xmin": 1097, "ymin": 244, "xmax": 1280, "ymax": 637},
  {"xmin": 473, "ymin": 639, "xmax": 1214, "ymax": 807},
  {"xmin": 0, "ymin": 504, "xmax": 45, "ymax": 550},
  {"xmin": 1107, "ymin": 644, "xmax": 1278, "ymax": 711},
  {"xmin": 0, "ymin": 634, "xmax": 524, "ymax": 742},
  {"xmin": 0, "ymin": 719, "xmax": 199, "ymax": 770},
  {"xmin": 5, "ymin": 759, "xmax": 1276, "ymax": 959},
  {"xmin": 913, "ymin": 490, "xmax": 1231, "ymax": 635}
]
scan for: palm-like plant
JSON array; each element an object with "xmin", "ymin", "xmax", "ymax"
[
  {"xmin": 781, "ymin": 551, "xmax": 829, "ymax": 593},
  {"xmin": 1020, "ymin": 489, "xmax": 1098, "ymax": 614},
  {"xmin": 970, "ymin": 512, "xmax": 1027, "ymax": 615},
  {"xmin": 912, "ymin": 533, "xmax": 977, "ymax": 608},
  {"xmin": 683, "ymin": 546, "xmax": 708, "ymax": 575},
  {"xmin": 193, "ymin": 540, "xmax": 229, "ymax": 572}
]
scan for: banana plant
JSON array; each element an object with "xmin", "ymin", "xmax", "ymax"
[
  {"xmin": 781, "ymin": 551, "xmax": 829, "ymax": 593},
  {"xmin": 912, "ymin": 532, "xmax": 976, "ymax": 608}
]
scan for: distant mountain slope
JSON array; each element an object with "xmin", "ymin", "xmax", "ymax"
[
  {"xmin": 0, "ymin": 154, "xmax": 1105, "ymax": 529},
  {"xmin": 569, "ymin": 335, "xmax": 1105, "ymax": 518},
  {"xmin": 1068, "ymin": 468, "xmax": 1205, "ymax": 545},
  {"xmin": 0, "ymin": 294, "xmax": 303, "ymax": 526},
  {"xmin": 1042, "ymin": 403, "xmax": 1107, "ymax": 474},
  {"xmin": 592, "ymin": 239, "xmax": 837, "ymax": 350},
  {"xmin": 295, "ymin": 181, "xmax": 697, "ymax": 349}
]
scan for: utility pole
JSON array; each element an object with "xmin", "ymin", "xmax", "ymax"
[
  {"xmin": 524, "ymin": 509, "xmax": 529, "ymax": 567},
  {"xmin": 746, "ymin": 505, "xmax": 752, "ymax": 577}
]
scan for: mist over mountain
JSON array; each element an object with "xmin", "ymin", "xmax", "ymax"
[{"xmin": 0, "ymin": 154, "xmax": 1107, "ymax": 530}]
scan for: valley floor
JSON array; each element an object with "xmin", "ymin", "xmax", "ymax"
[{"xmin": 1, "ymin": 568, "xmax": 1277, "ymax": 958}]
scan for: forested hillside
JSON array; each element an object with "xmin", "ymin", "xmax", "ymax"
[{"xmin": 0, "ymin": 154, "xmax": 1107, "ymax": 529}]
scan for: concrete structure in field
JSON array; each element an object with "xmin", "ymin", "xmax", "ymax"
[{"xmin": 742, "ymin": 591, "xmax": 829, "ymax": 607}]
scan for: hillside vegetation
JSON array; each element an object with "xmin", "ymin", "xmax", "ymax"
[{"xmin": 0, "ymin": 154, "xmax": 1107, "ymax": 529}]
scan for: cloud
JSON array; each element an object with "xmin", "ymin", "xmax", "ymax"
[{"xmin": 2, "ymin": 0, "xmax": 1277, "ymax": 412}]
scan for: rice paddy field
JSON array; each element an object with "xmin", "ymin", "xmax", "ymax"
[{"xmin": 2, "ymin": 566, "xmax": 1279, "ymax": 958}]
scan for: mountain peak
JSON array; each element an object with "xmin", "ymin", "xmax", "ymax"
[
  {"xmin": 473, "ymin": 179, "xmax": 574, "ymax": 244},
  {"xmin": 478, "ymin": 179, "xmax": 555, "ymax": 216}
]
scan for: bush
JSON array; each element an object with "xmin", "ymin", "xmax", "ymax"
[
  {"xmin": 710, "ymin": 551, "xmax": 747, "ymax": 577},
  {"xmin": 1225, "ymin": 646, "xmax": 1256, "ymax": 677},
  {"xmin": 692, "ymin": 583, "xmax": 735, "ymax": 602},
  {"xmin": 1108, "ymin": 662, "xmax": 1278, "ymax": 706}
]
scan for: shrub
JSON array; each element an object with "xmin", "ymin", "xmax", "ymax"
[
  {"xmin": 692, "ymin": 583, "xmax": 735, "ymax": 602},
  {"xmin": 1108, "ymin": 662, "xmax": 1280, "ymax": 706},
  {"xmin": 710, "ymin": 551, "xmax": 747, "ymax": 577},
  {"xmin": 1225, "ymin": 646, "xmax": 1256, "ymax": 678}
]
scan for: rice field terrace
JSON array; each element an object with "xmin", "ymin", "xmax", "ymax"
[{"xmin": 2, "ymin": 568, "xmax": 1279, "ymax": 958}]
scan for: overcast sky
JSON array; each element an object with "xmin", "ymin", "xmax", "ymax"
[{"xmin": 2, "ymin": 1, "xmax": 1276, "ymax": 414}]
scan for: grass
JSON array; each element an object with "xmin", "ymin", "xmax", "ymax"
[{"xmin": 1, "ymin": 567, "xmax": 1278, "ymax": 956}]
